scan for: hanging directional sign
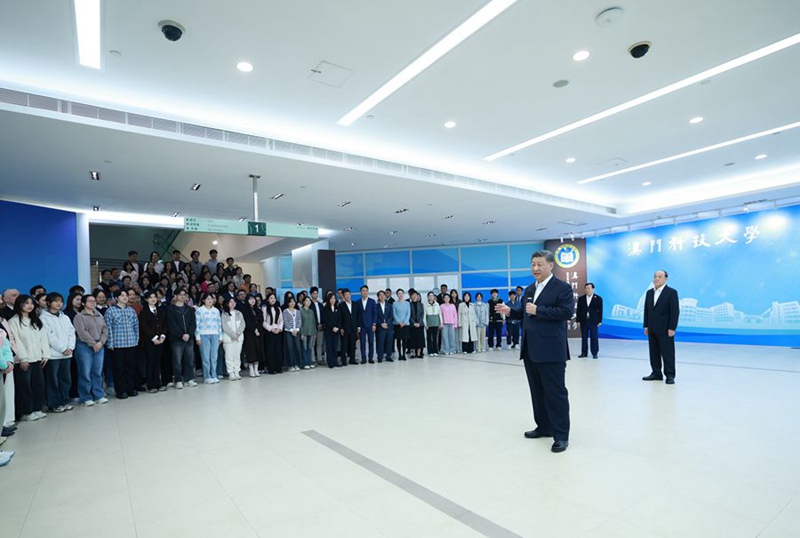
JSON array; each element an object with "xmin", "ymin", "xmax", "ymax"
[{"xmin": 184, "ymin": 218, "xmax": 317, "ymax": 239}]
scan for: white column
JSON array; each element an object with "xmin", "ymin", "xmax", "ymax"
[{"xmin": 76, "ymin": 212, "xmax": 92, "ymax": 291}]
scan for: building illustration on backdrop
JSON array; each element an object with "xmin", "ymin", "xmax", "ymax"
[{"xmin": 611, "ymin": 289, "xmax": 800, "ymax": 328}]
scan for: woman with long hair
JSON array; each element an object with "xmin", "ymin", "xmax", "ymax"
[
  {"xmin": 449, "ymin": 289, "xmax": 461, "ymax": 345},
  {"xmin": 9, "ymin": 295, "xmax": 49, "ymax": 421},
  {"xmin": 408, "ymin": 290, "xmax": 426, "ymax": 358},
  {"xmin": 73, "ymin": 294, "xmax": 109, "ymax": 405},
  {"xmin": 221, "ymin": 297, "xmax": 245, "ymax": 380},
  {"xmin": 439, "ymin": 294, "xmax": 458, "ymax": 355},
  {"xmin": 120, "ymin": 260, "xmax": 139, "ymax": 285},
  {"xmin": 242, "ymin": 294, "xmax": 264, "ymax": 378},
  {"xmin": 195, "ymin": 292, "xmax": 222, "ymax": 384},
  {"xmin": 473, "ymin": 292, "xmax": 489, "ymax": 353},
  {"xmin": 262, "ymin": 293, "xmax": 284, "ymax": 374},
  {"xmin": 64, "ymin": 292, "xmax": 83, "ymax": 322},
  {"xmin": 321, "ymin": 292, "xmax": 341, "ymax": 368},
  {"xmin": 424, "ymin": 291, "xmax": 442, "ymax": 357},
  {"xmin": 139, "ymin": 290, "xmax": 167, "ymax": 392},
  {"xmin": 282, "ymin": 296, "xmax": 302, "ymax": 372},
  {"xmin": 458, "ymin": 292, "xmax": 478, "ymax": 354}
]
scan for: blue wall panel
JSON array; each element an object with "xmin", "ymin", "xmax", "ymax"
[
  {"xmin": 460, "ymin": 245, "xmax": 507, "ymax": 271},
  {"xmin": 411, "ymin": 248, "xmax": 459, "ymax": 273},
  {"xmin": 365, "ymin": 251, "xmax": 410, "ymax": 276},
  {"xmin": 336, "ymin": 253, "xmax": 364, "ymax": 277},
  {"xmin": 0, "ymin": 200, "xmax": 78, "ymax": 296},
  {"xmin": 509, "ymin": 243, "xmax": 544, "ymax": 268},
  {"xmin": 461, "ymin": 271, "xmax": 509, "ymax": 289}
]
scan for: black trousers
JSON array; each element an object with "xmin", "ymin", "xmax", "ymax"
[
  {"xmin": 426, "ymin": 326, "xmax": 440, "ymax": 354},
  {"xmin": 523, "ymin": 359, "xmax": 570, "ymax": 441},
  {"xmin": 143, "ymin": 340, "xmax": 163, "ymax": 389},
  {"xmin": 324, "ymin": 332, "xmax": 340, "ymax": 367},
  {"xmin": 506, "ymin": 322, "xmax": 520, "ymax": 346},
  {"xmin": 648, "ymin": 331, "xmax": 676, "ymax": 379},
  {"xmin": 487, "ymin": 321, "xmax": 504, "ymax": 348},
  {"xmin": 580, "ymin": 322, "xmax": 599, "ymax": 357},
  {"xmin": 15, "ymin": 361, "xmax": 45, "ymax": 418},
  {"xmin": 340, "ymin": 330, "xmax": 357, "ymax": 365},
  {"xmin": 110, "ymin": 347, "xmax": 137, "ymax": 396}
]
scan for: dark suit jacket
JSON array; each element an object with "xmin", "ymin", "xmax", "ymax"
[
  {"xmin": 643, "ymin": 285, "xmax": 679, "ymax": 333},
  {"xmin": 376, "ymin": 301, "xmax": 394, "ymax": 328},
  {"xmin": 576, "ymin": 294, "xmax": 603, "ymax": 325},
  {"xmin": 353, "ymin": 297, "xmax": 378, "ymax": 330},
  {"xmin": 338, "ymin": 301, "xmax": 358, "ymax": 335},
  {"xmin": 321, "ymin": 305, "xmax": 339, "ymax": 333},
  {"xmin": 509, "ymin": 277, "xmax": 574, "ymax": 363}
]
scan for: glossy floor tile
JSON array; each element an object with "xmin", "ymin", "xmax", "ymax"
[{"xmin": 2, "ymin": 339, "xmax": 799, "ymax": 538}]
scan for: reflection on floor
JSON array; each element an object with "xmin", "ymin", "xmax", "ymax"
[{"xmin": 2, "ymin": 339, "xmax": 799, "ymax": 538}]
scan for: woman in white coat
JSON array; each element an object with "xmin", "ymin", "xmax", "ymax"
[
  {"xmin": 458, "ymin": 292, "xmax": 478, "ymax": 354},
  {"xmin": 40, "ymin": 292, "xmax": 76, "ymax": 413},
  {"xmin": 221, "ymin": 297, "xmax": 245, "ymax": 380}
]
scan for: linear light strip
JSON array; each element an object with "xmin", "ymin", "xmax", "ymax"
[
  {"xmin": 74, "ymin": 0, "xmax": 102, "ymax": 69},
  {"xmin": 337, "ymin": 0, "xmax": 519, "ymax": 126},
  {"xmin": 577, "ymin": 120, "xmax": 800, "ymax": 185},
  {"xmin": 485, "ymin": 31, "xmax": 800, "ymax": 161}
]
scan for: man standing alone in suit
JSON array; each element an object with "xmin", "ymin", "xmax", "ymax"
[
  {"xmin": 496, "ymin": 250, "xmax": 574, "ymax": 453},
  {"xmin": 642, "ymin": 270, "xmax": 680, "ymax": 385},
  {"xmin": 355, "ymin": 285, "xmax": 378, "ymax": 364},
  {"xmin": 576, "ymin": 283, "xmax": 603, "ymax": 359}
]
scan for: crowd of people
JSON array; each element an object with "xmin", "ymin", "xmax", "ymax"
[{"xmin": 0, "ymin": 248, "xmax": 530, "ymax": 467}]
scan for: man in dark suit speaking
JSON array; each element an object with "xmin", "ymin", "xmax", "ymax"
[
  {"xmin": 496, "ymin": 250, "xmax": 574, "ymax": 453},
  {"xmin": 642, "ymin": 270, "xmax": 680, "ymax": 385},
  {"xmin": 576, "ymin": 283, "xmax": 603, "ymax": 359}
]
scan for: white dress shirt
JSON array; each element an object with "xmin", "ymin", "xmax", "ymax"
[{"xmin": 533, "ymin": 274, "xmax": 554, "ymax": 303}]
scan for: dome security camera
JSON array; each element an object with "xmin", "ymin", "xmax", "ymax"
[
  {"xmin": 158, "ymin": 20, "xmax": 185, "ymax": 42},
  {"xmin": 629, "ymin": 41, "xmax": 651, "ymax": 59}
]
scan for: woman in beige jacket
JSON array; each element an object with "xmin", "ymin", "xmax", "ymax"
[{"xmin": 8, "ymin": 295, "xmax": 49, "ymax": 421}]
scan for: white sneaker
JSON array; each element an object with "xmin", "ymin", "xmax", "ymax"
[
  {"xmin": 303, "ymin": 366, "xmax": 310, "ymax": 370},
  {"xmin": 21, "ymin": 414, "xmax": 39, "ymax": 422},
  {"xmin": 186, "ymin": 380, "xmax": 198, "ymax": 387},
  {"xmin": 65, "ymin": 404, "xmax": 74, "ymax": 411},
  {"xmin": 82, "ymin": 400, "xmax": 95, "ymax": 407},
  {"xmin": 106, "ymin": 387, "xmax": 116, "ymax": 395},
  {"xmin": 217, "ymin": 375, "xmax": 223, "ymax": 380},
  {"xmin": 213, "ymin": 378, "xmax": 220, "ymax": 384},
  {"xmin": 0, "ymin": 451, "xmax": 13, "ymax": 467},
  {"xmin": 204, "ymin": 379, "xmax": 214, "ymax": 384},
  {"xmin": 175, "ymin": 382, "xmax": 184, "ymax": 389},
  {"xmin": 51, "ymin": 406, "xmax": 66, "ymax": 414},
  {"xmin": 167, "ymin": 382, "xmax": 175, "ymax": 388},
  {"xmin": 34, "ymin": 411, "xmax": 47, "ymax": 419},
  {"xmin": 96, "ymin": 397, "xmax": 109, "ymax": 404}
]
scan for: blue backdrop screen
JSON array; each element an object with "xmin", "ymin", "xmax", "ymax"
[
  {"xmin": 0, "ymin": 201, "xmax": 78, "ymax": 297},
  {"xmin": 588, "ymin": 206, "xmax": 800, "ymax": 346}
]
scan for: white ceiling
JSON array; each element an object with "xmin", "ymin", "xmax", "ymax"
[{"xmin": 1, "ymin": 0, "xmax": 799, "ymax": 252}]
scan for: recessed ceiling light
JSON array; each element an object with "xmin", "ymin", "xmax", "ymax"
[
  {"xmin": 191, "ymin": 183, "xmax": 201, "ymax": 191},
  {"xmin": 552, "ymin": 79, "xmax": 570, "ymax": 88},
  {"xmin": 270, "ymin": 193, "xmax": 284, "ymax": 200},
  {"xmin": 92, "ymin": 205, "xmax": 100, "ymax": 212},
  {"xmin": 172, "ymin": 212, "xmax": 181, "ymax": 217},
  {"xmin": 444, "ymin": 121, "xmax": 457, "ymax": 129},
  {"xmin": 565, "ymin": 157, "xmax": 576, "ymax": 164},
  {"xmin": 689, "ymin": 116, "xmax": 704, "ymax": 124},
  {"xmin": 297, "ymin": 222, "xmax": 304, "ymax": 226},
  {"xmin": 394, "ymin": 208, "xmax": 409, "ymax": 214},
  {"xmin": 755, "ymin": 154, "xmax": 768, "ymax": 160},
  {"xmin": 485, "ymin": 31, "xmax": 800, "ymax": 161},
  {"xmin": 642, "ymin": 181, "xmax": 652, "ymax": 186},
  {"xmin": 108, "ymin": 50, "xmax": 121, "ymax": 57},
  {"xmin": 74, "ymin": 0, "xmax": 102, "ymax": 69},
  {"xmin": 236, "ymin": 61, "xmax": 254, "ymax": 72},
  {"xmin": 344, "ymin": 227, "xmax": 355, "ymax": 231},
  {"xmin": 477, "ymin": 238, "xmax": 488, "ymax": 243},
  {"xmin": 338, "ymin": 201, "xmax": 351, "ymax": 207},
  {"xmin": 383, "ymin": 245, "xmax": 390, "ymax": 248},
  {"xmin": 89, "ymin": 171, "xmax": 100, "ymax": 181},
  {"xmin": 238, "ymin": 217, "xmax": 247, "ymax": 222},
  {"xmin": 572, "ymin": 50, "xmax": 590, "ymax": 62},
  {"xmin": 212, "ymin": 240, "xmax": 218, "ymax": 246},
  {"xmin": 337, "ymin": 0, "xmax": 520, "ymax": 126},
  {"xmin": 724, "ymin": 162, "xmax": 736, "ymax": 167},
  {"xmin": 483, "ymin": 220, "xmax": 497, "ymax": 225},
  {"xmin": 350, "ymin": 242, "xmax": 356, "ymax": 246},
  {"xmin": 443, "ymin": 214, "xmax": 454, "ymax": 219},
  {"xmin": 577, "ymin": 119, "xmax": 800, "ymax": 184},
  {"xmin": 388, "ymin": 231, "xmax": 397, "ymax": 235},
  {"xmin": 426, "ymin": 234, "xmax": 437, "ymax": 238}
]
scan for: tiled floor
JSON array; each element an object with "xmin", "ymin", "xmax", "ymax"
[{"xmin": 2, "ymin": 339, "xmax": 800, "ymax": 538}]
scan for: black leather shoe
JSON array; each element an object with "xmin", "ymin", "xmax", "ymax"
[
  {"xmin": 592, "ymin": 355, "xmax": 598, "ymax": 359},
  {"xmin": 551, "ymin": 440, "xmax": 569, "ymax": 453},
  {"xmin": 524, "ymin": 429, "xmax": 553, "ymax": 439},
  {"xmin": 129, "ymin": 390, "xmax": 139, "ymax": 397},
  {"xmin": 349, "ymin": 360, "xmax": 358, "ymax": 365},
  {"xmin": 2, "ymin": 428, "xmax": 15, "ymax": 437},
  {"xmin": 117, "ymin": 393, "xmax": 128, "ymax": 400},
  {"xmin": 642, "ymin": 374, "xmax": 663, "ymax": 381},
  {"xmin": 386, "ymin": 358, "xmax": 394, "ymax": 362},
  {"xmin": 360, "ymin": 360, "xmax": 367, "ymax": 364},
  {"xmin": 578, "ymin": 354, "xmax": 587, "ymax": 358},
  {"xmin": 665, "ymin": 378, "xmax": 675, "ymax": 385},
  {"xmin": 368, "ymin": 359, "xmax": 375, "ymax": 364}
]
